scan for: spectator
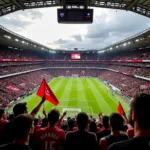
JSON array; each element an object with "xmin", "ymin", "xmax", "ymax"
[
  {"xmin": 0, "ymin": 109, "xmax": 7, "ymax": 132},
  {"xmin": 108, "ymin": 93, "xmax": 150, "ymax": 150},
  {"xmin": 126, "ymin": 127, "xmax": 134, "ymax": 138},
  {"xmin": 33, "ymin": 109, "xmax": 65, "ymax": 150},
  {"xmin": 34, "ymin": 118, "xmax": 40, "ymax": 131},
  {"xmin": 89, "ymin": 121, "xmax": 98, "ymax": 134},
  {"xmin": 7, "ymin": 114, "xmax": 14, "ymax": 121},
  {"xmin": 100, "ymin": 113, "xmax": 128, "ymax": 150},
  {"xmin": 13, "ymin": 103, "xmax": 28, "ymax": 117},
  {"xmin": 0, "ymin": 114, "xmax": 34, "ymax": 150},
  {"xmin": 96, "ymin": 115, "xmax": 110, "ymax": 144},
  {"xmin": 65, "ymin": 112, "xmax": 97, "ymax": 150},
  {"xmin": 40, "ymin": 118, "xmax": 48, "ymax": 128},
  {"xmin": 65, "ymin": 119, "xmax": 75, "ymax": 134},
  {"xmin": 0, "ymin": 98, "xmax": 45, "ymax": 145}
]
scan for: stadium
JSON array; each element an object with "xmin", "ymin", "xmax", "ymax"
[{"xmin": 0, "ymin": 0, "xmax": 150, "ymax": 150}]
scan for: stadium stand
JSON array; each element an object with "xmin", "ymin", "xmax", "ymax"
[
  {"xmin": 0, "ymin": 70, "xmax": 52, "ymax": 107},
  {"xmin": 0, "ymin": 46, "xmax": 149, "ymax": 107},
  {"xmin": 98, "ymin": 71, "xmax": 150, "ymax": 96},
  {"xmin": 0, "ymin": 0, "xmax": 150, "ymax": 149}
]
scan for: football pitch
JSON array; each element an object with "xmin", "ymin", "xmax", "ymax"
[{"xmin": 8, "ymin": 78, "xmax": 129, "ymax": 118}]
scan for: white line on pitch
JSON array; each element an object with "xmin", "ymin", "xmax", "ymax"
[
  {"xmin": 60, "ymin": 100, "xmax": 95, "ymax": 102},
  {"xmin": 90, "ymin": 107, "xmax": 93, "ymax": 114}
]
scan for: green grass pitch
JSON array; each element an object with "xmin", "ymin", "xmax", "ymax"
[{"xmin": 8, "ymin": 78, "xmax": 129, "ymax": 118}]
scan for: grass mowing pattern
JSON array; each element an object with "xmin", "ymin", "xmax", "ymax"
[{"xmin": 8, "ymin": 78, "xmax": 128, "ymax": 117}]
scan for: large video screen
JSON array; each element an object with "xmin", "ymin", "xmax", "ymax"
[
  {"xmin": 71, "ymin": 54, "xmax": 81, "ymax": 59},
  {"xmin": 57, "ymin": 9, "xmax": 93, "ymax": 24}
]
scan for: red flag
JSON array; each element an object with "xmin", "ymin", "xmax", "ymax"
[
  {"xmin": 117, "ymin": 102, "xmax": 124, "ymax": 116},
  {"xmin": 37, "ymin": 79, "xmax": 59, "ymax": 105}
]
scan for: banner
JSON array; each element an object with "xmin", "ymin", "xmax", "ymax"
[
  {"xmin": 140, "ymin": 84, "xmax": 149, "ymax": 89},
  {"xmin": 7, "ymin": 86, "xmax": 20, "ymax": 92}
]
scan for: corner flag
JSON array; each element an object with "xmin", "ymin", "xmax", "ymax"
[{"xmin": 37, "ymin": 79, "xmax": 59, "ymax": 105}]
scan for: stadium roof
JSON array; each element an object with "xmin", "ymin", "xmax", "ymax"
[
  {"xmin": 0, "ymin": 25, "xmax": 52, "ymax": 52},
  {"xmin": 100, "ymin": 27, "xmax": 150, "ymax": 53},
  {"xmin": 0, "ymin": 0, "xmax": 150, "ymax": 18},
  {"xmin": 1, "ymin": 24, "xmax": 150, "ymax": 53}
]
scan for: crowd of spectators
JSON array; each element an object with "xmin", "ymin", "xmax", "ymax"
[
  {"xmin": 0, "ymin": 64, "xmax": 149, "ymax": 106},
  {"xmin": 0, "ymin": 65, "xmax": 49, "ymax": 76},
  {"xmin": 0, "ymin": 62, "xmax": 149, "ymax": 79},
  {"xmin": 98, "ymin": 71, "xmax": 150, "ymax": 96},
  {"xmin": 0, "ymin": 47, "xmax": 149, "ymax": 109},
  {"xmin": 0, "ymin": 93, "xmax": 150, "ymax": 150},
  {"xmin": 0, "ymin": 48, "xmax": 46, "ymax": 59},
  {"xmin": 0, "ymin": 70, "xmax": 52, "ymax": 107},
  {"xmin": 112, "ymin": 49, "xmax": 150, "ymax": 60},
  {"xmin": 101, "ymin": 65, "xmax": 150, "ymax": 78},
  {"xmin": 0, "ymin": 47, "xmax": 150, "ymax": 60},
  {"xmin": 48, "ymin": 69, "xmax": 99, "ymax": 77}
]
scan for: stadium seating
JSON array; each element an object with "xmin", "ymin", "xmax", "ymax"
[
  {"xmin": 0, "ymin": 47, "xmax": 149, "ymax": 106},
  {"xmin": 98, "ymin": 71, "xmax": 150, "ymax": 96},
  {"xmin": 0, "ymin": 70, "xmax": 52, "ymax": 107},
  {"xmin": 1, "ymin": 47, "xmax": 150, "ymax": 60}
]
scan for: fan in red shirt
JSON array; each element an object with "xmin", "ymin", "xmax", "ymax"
[
  {"xmin": 34, "ymin": 109, "xmax": 65, "ymax": 150},
  {"xmin": 126, "ymin": 127, "xmax": 134, "ymax": 138},
  {"xmin": 0, "ymin": 109, "xmax": 7, "ymax": 131}
]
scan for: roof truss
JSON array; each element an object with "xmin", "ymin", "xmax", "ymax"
[{"xmin": 0, "ymin": 0, "xmax": 150, "ymax": 17}]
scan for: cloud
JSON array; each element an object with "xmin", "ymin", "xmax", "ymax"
[
  {"xmin": 0, "ymin": 10, "xmax": 43, "ymax": 32},
  {"xmin": 50, "ymin": 35, "xmax": 83, "ymax": 49},
  {"xmin": 1, "ymin": 7, "xmax": 150, "ymax": 50},
  {"xmin": 52, "ymin": 39, "xmax": 71, "ymax": 45},
  {"xmin": 71, "ymin": 34, "xmax": 82, "ymax": 42},
  {"xmin": 53, "ymin": 9, "xmax": 150, "ymax": 49},
  {"xmin": 85, "ymin": 10, "xmax": 150, "ymax": 48}
]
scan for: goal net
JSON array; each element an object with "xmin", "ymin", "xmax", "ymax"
[
  {"xmin": 62, "ymin": 108, "xmax": 81, "ymax": 118},
  {"xmin": 72, "ymin": 74, "xmax": 78, "ymax": 78}
]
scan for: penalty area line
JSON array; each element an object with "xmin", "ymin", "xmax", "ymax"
[{"xmin": 90, "ymin": 107, "xmax": 93, "ymax": 114}]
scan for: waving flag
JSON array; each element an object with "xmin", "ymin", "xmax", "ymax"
[
  {"xmin": 117, "ymin": 102, "xmax": 124, "ymax": 116},
  {"xmin": 37, "ymin": 79, "xmax": 59, "ymax": 105}
]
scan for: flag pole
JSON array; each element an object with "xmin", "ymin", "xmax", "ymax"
[{"xmin": 43, "ymin": 78, "xmax": 45, "ymax": 113}]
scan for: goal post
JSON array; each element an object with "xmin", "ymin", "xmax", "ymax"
[
  {"xmin": 72, "ymin": 74, "xmax": 78, "ymax": 78},
  {"xmin": 62, "ymin": 108, "xmax": 81, "ymax": 117}
]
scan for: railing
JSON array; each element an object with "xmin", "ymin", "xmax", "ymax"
[
  {"xmin": 0, "ymin": 58, "xmax": 149, "ymax": 63},
  {"xmin": 0, "ymin": 66, "xmax": 149, "ymax": 81}
]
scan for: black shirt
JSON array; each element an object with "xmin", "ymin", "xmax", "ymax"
[
  {"xmin": 65, "ymin": 129, "xmax": 74, "ymax": 134},
  {"xmin": 108, "ymin": 137, "xmax": 150, "ymax": 150},
  {"xmin": 65, "ymin": 130, "xmax": 97, "ymax": 150},
  {"xmin": 0, "ymin": 143, "xmax": 32, "ymax": 150},
  {"xmin": 105, "ymin": 133, "xmax": 128, "ymax": 147},
  {"xmin": 96, "ymin": 129, "xmax": 111, "ymax": 144},
  {"xmin": 0, "ymin": 121, "xmax": 14, "ymax": 145}
]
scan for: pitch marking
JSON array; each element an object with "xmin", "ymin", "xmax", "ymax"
[{"xmin": 90, "ymin": 107, "xmax": 93, "ymax": 114}]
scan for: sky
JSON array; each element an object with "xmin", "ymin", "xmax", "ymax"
[{"xmin": 0, "ymin": 7, "xmax": 150, "ymax": 50}]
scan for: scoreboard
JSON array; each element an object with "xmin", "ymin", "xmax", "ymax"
[
  {"xmin": 58, "ymin": 9, "xmax": 93, "ymax": 24},
  {"xmin": 71, "ymin": 54, "xmax": 81, "ymax": 59}
]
